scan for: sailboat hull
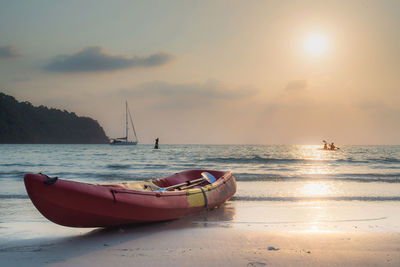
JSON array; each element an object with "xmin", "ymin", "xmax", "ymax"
[{"xmin": 110, "ymin": 141, "xmax": 138, "ymax": 146}]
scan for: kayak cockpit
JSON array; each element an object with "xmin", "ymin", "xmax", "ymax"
[{"xmin": 100, "ymin": 169, "xmax": 225, "ymax": 192}]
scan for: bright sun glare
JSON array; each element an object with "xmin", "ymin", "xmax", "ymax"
[
  {"xmin": 304, "ymin": 34, "xmax": 327, "ymax": 55},
  {"xmin": 301, "ymin": 181, "xmax": 332, "ymax": 197}
]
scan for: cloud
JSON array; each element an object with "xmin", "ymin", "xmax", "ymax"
[
  {"xmin": 44, "ymin": 46, "xmax": 174, "ymax": 72},
  {"xmin": 119, "ymin": 80, "xmax": 258, "ymax": 100},
  {"xmin": 0, "ymin": 45, "xmax": 20, "ymax": 59},
  {"xmin": 285, "ymin": 80, "xmax": 308, "ymax": 91}
]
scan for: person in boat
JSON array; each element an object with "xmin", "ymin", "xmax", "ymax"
[
  {"xmin": 154, "ymin": 138, "xmax": 159, "ymax": 149},
  {"xmin": 323, "ymin": 143, "xmax": 328, "ymax": 150},
  {"xmin": 330, "ymin": 142, "xmax": 336, "ymax": 150}
]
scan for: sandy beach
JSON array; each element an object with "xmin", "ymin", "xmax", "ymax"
[{"xmin": 1, "ymin": 199, "xmax": 399, "ymax": 267}]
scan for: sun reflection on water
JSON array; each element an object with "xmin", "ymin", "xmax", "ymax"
[
  {"xmin": 299, "ymin": 160, "xmax": 337, "ymax": 232},
  {"xmin": 300, "ymin": 181, "xmax": 333, "ymax": 197}
]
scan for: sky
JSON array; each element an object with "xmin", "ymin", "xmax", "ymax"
[{"xmin": 1, "ymin": 0, "xmax": 399, "ymax": 144}]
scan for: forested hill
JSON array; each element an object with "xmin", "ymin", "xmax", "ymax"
[{"xmin": 0, "ymin": 92, "xmax": 109, "ymax": 144}]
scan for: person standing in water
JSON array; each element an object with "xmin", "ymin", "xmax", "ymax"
[{"xmin": 154, "ymin": 138, "xmax": 159, "ymax": 149}]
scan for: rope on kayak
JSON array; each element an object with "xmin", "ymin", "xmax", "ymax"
[
  {"xmin": 200, "ymin": 188, "xmax": 208, "ymax": 208},
  {"xmin": 39, "ymin": 173, "xmax": 58, "ymax": 185},
  {"xmin": 111, "ymin": 190, "xmax": 117, "ymax": 203},
  {"xmin": 112, "ymin": 190, "xmax": 186, "ymax": 197}
]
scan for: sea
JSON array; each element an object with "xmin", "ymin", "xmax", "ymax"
[{"xmin": 1, "ymin": 144, "xmax": 400, "ymax": 246}]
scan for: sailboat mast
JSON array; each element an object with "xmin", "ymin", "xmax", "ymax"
[{"xmin": 125, "ymin": 101, "xmax": 128, "ymax": 140}]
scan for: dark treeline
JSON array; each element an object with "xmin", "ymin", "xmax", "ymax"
[{"xmin": 0, "ymin": 92, "xmax": 109, "ymax": 144}]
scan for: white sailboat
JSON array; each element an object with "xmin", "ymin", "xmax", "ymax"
[{"xmin": 110, "ymin": 101, "xmax": 138, "ymax": 145}]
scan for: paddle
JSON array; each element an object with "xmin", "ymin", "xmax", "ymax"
[
  {"xmin": 157, "ymin": 172, "xmax": 217, "ymax": 191},
  {"xmin": 179, "ymin": 172, "xmax": 217, "ymax": 190}
]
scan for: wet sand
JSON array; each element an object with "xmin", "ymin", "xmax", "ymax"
[
  {"xmin": 1, "ymin": 201, "xmax": 400, "ymax": 267},
  {"xmin": 47, "ymin": 231, "xmax": 400, "ymax": 267}
]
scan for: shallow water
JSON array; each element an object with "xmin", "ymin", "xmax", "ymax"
[
  {"xmin": 1, "ymin": 144, "xmax": 399, "ymax": 197},
  {"xmin": 1, "ymin": 144, "xmax": 400, "ymax": 245}
]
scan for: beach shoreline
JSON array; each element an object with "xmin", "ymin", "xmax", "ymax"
[{"xmin": 1, "ymin": 200, "xmax": 399, "ymax": 267}]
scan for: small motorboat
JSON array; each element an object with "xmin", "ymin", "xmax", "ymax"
[{"xmin": 24, "ymin": 170, "xmax": 236, "ymax": 228}]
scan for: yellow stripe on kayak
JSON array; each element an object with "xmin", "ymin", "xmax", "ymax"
[{"xmin": 186, "ymin": 188, "xmax": 207, "ymax": 207}]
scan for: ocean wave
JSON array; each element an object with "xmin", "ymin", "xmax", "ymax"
[
  {"xmin": 0, "ymin": 171, "xmax": 28, "ymax": 178},
  {"xmin": 201, "ymin": 156, "xmax": 371, "ymax": 164},
  {"xmin": 0, "ymin": 163, "xmax": 32, "ymax": 167},
  {"xmin": 0, "ymin": 163, "xmax": 55, "ymax": 167},
  {"xmin": 234, "ymin": 173, "xmax": 400, "ymax": 183},
  {"xmin": 106, "ymin": 163, "xmax": 169, "ymax": 170},
  {"xmin": 0, "ymin": 194, "xmax": 28, "ymax": 199},
  {"xmin": 143, "ymin": 164, "xmax": 169, "ymax": 169},
  {"xmin": 231, "ymin": 196, "xmax": 400, "ymax": 202},
  {"xmin": 366, "ymin": 157, "xmax": 400, "ymax": 163},
  {"xmin": 106, "ymin": 164, "xmax": 132, "ymax": 170}
]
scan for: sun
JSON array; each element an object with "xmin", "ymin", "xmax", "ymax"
[{"xmin": 304, "ymin": 33, "xmax": 327, "ymax": 56}]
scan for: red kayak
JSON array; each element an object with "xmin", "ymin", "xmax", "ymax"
[{"xmin": 24, "ymin": 170, "xmax": 236, "ymax": 228}]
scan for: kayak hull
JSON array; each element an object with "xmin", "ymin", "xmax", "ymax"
[{"xmin": 24, "ymin": 170, "xmax": 236, "ymax": 228}]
